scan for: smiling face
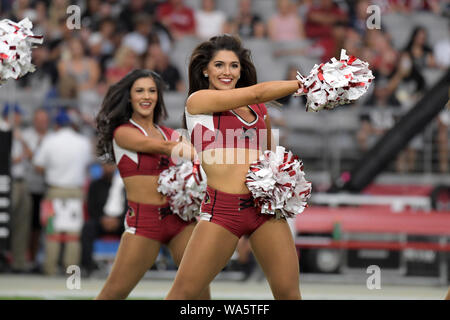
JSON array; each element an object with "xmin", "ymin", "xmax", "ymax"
[
  {"xmin": 130, "ymin": 77, "xmax": 158, "ymax": 120},
  {"xmin": 204, "ymin": 50, "xmax": 241, "ymax": 90}
]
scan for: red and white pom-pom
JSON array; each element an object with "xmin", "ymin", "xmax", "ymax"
[
  {"xmin": 246, "ymin": 146, "xmax": 312, "ymax": 219},
  {"xmin": 158, "ymin": 160, "xmax": 206, "ymax": 221},
  {"xmin": 295, "ymin": 49, "xmax": 374, "ymax": 112},
  {"xmin": 0, "ymin": 18, "xmax": 44, "ymax": 85}
]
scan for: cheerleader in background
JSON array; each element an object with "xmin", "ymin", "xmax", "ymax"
[{"xmin": 95, "ymin": 69, "xmax": 210, "ymax": 299}]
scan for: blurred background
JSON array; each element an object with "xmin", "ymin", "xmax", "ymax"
[{"xmin": 0, "ymin": 0, "xmax": 449, "ymax": 299}]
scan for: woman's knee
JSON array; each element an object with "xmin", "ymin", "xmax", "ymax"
[
  {"xmin": 272, "ymin": 286, "xmax": 301, "ymax": 300},
  {"xmin": 270, "ymin": 279, "xmax": 301, "ymax": 300},
  {"xmin": 167, "ymin": 279, "xmax": 205, "ymax": 300},
  {"xmin": 97, "ymin": 280, "xmax": 133, "ymax": 300}
]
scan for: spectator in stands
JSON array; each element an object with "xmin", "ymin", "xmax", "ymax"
[
  {"xmin": 296, "ymin": 0, "xmax": 314, "ymax": 21},
  {"xmin": 105, "ymin": 45, "xmax": 139, "ymax": 87},
  {"xmin": 273, "ymin": 21, "xmax": 347, "ymax": 64},
  {"xmin": 312, "ymin": 20, "xmax": 348, "ymax": 62},
  {"xmin": 143, "ymin": 43, "xmax": 186, "ymax": 92},
  {"xmin": 87, "ymin": 17, "xmax": 117, "ymax": 77},
  {"xmin": 268, "ymin": 0, "xmax": 305, "ymax": 42},
  {"xmin": 41, "ymin": 39, "xmax": 62, "ymax": 90},
  {"xmin": 81, "ymin": 163, "xmax": 125, "ymax": 277},
  {"xmin": 362, "ymin": 29, "xmax": 401, "ymax": 106},
  {"xmin": 81, "ymin": 0, "xmax": 104, "ymax": 31},
  {"xmin": 304, "ymin": 0, "xmax": 348, "ymax": 41},
  {"xmin": 357, "ymin": 102, "xmax": 397, "ymax": 152},
  {"xmin": 22, "ymin": 108, "xmax": 51, "ymax": 273},
  {"xmin": 156, "ymin": 0, "xmax": 196, "ymax": 40},
  {"xmin": 121, "ymin": 13, "xmax": 155, "ymax": 56},
  {"xmin": 356, "ymin": 48, "xmax": 427, "ymax": 173},
  {"xmin": 119, "ymin": 0, "xmax": 160, "ymax": 32},
  {"xmin": 195, "ymin": 0, "xmax": 226, "ymax": 40},
  {"xmin": 404, "ymin": 26, "xmax": 436, "ymax": 94},
  {"xmin": 47, "ymin": 0, "xmax": 69, "ymax": 40},
  {"xmin": 382, "ymin": 0, "xmax": 442, "ymax": 14},
  {"xmin": 8, "ymin": 0, "xmax": 36, "ymax": 22},
  {"xmin": 357, "ymin": 30, "xmax": 409, "ymax": 155},
  {"xmin": 343, "ymin": 27, "xmax": 364, "ymax": 59},
  {"xmin": 348, "ymin": 0, "xmax": 371, "ymax": 38},
  {"xmin": 57, "ymin": 74, "xmax": 79, "ymax": 102},
  {"xmin": 32, "ymin": 1, "xmax": 51, "ymax": 39},
  {"xmin": 393, "ymin": 26, "xmax": 439, "ymax": 172},
  {"xmin": 18, "ymin": 45, "xmax": 54, "ymax": 103},
  {"xmin": 226, "ymin": 0, "xmax": 265, "ymax": 39},
  {"xmin": 58, "ymin": 37, "xmax": 101, "ymax": 93},
  {"xmin": 33, "ymin": 109, "xmax": 93, "ymax": 275},
  {"xmin": 57, "ymin": 37, "xmax": 101, "ymax": 128},
  {"xmin": 3, "ymin": 104, "xmax": 32, "ymax": 273},
  {"xmin": 403, "ymin": 26, "xmax": 437, "ymax": 85}
]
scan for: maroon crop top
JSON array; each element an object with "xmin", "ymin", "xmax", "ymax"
[
  {"xmin": 113, "ymin": 119, "xmax": 178, "ymax": 178},
  {"xmin": 185, "ymin": 103, "xmax": 268, "ymax": 153}
]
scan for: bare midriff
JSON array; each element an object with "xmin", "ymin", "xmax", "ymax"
[
  {"xmin": 200, "ymin": 148, "xmax": 261, "ymax": 194},
  {"xmin": 123, "ymin": 175, "xmax": 167, "ymax": 205}
]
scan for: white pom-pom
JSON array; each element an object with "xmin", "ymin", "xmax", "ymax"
[
  {"xmin": 0, "ymin": 18, "xmax": 44, "ymax": 85},
  {"xmin": 158, "ymin": 160, "xmax": 206, "ymax": 221},
  {"xmin": 246, "ymin": 146, "xmax": 312, "ymax": 219},
  {"xmin": 295, "ymin": 49, "xmax": 374, "ymax": 112}
]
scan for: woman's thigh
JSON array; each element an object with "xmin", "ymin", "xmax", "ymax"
[
  {"xmin": 249, "ymin": 218, "xmax": 301, "ymax": 300},
  {"xmin": 96, "ymin": 232, "xmax": 161, "ymax": 299},
  {"xmin": 166, "ymin": 221, "xmax": 239, "ymax": 299}
]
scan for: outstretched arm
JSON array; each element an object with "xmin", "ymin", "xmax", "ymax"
[
  {"xmin": 187, "ymin": 80, "xmax": 303, "ymax": 115},
  {"xmin": 114, "ymin": 126, "xmax": 196, "ymax": 160}
]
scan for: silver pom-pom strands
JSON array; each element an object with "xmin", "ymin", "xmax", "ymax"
[
  {"xmin": 158, "ymin": 160, "xmax": 206, "ymax": 221},
  {"xmin": 246, "ymin": 146, "xmax": 312, "ymax": 219},
  {"xmin": 295, "ymin": 49, "xmax": 374, "ymax": 112},
  {"xmin": 0, "ymin": 18, "xmax": 43, "ymax": 85}
]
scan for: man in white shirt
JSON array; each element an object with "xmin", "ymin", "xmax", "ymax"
[
  {"xmin": 195, "ymin": 0, "xmax": 226, "ymax": 40},
  {"xmin": 33, "ymin": 109, "xmax": 93, "ymax": 275}
]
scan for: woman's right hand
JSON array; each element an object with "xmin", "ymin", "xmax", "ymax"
[
  {"xmin": 295, "ymin": 79, "xmax": 306, "ymax": 95},
  {"xmin": 170, "ymin": 138, "xmax": 198, "ymax": 162}
]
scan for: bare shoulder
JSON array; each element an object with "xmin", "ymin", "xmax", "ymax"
[{"xmin": 186, "ymin": 90, "xmax": 210, "ymax": 114}]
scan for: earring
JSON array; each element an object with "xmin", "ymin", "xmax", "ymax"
[{"xmin": 204, "ymin": 73, "xmax": 208, "ymax": 78}]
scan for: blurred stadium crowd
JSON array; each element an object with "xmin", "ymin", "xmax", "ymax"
[{"xmin": 0, "ymin": 0, "xmax": 449, "ymax": 275}]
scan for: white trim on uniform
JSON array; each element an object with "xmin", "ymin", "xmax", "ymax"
[{"xmin": 230, "ymin": 105, "xmax": 258, "ymax": 126}]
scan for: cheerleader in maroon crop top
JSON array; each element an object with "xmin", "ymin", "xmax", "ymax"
[
  {"xmin": 186, "ymin": 103, "xmax": 269, "ymax": 153},
  {"xmin": 95, "ymin": 69, "xmax": 210, "ymax": 300},
  {"xmin": 113, "ymin": 119, "xmax": 177, "ymax": 178},
  {"xmin": 166, "ymin": 35, "xmax": 305, "ymax": 300}
]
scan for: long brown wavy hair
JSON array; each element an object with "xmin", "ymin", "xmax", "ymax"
[
  {"xmin": 182, "ymin": 34, "xmax": 258, "ymax": 129},
  {"xmin": 96, "ymin": 69, "xmax": 168, "ymax": 161},
  {"xmin": 188, "ymin": 34, "xmax": 257, "ymax": 95}
]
